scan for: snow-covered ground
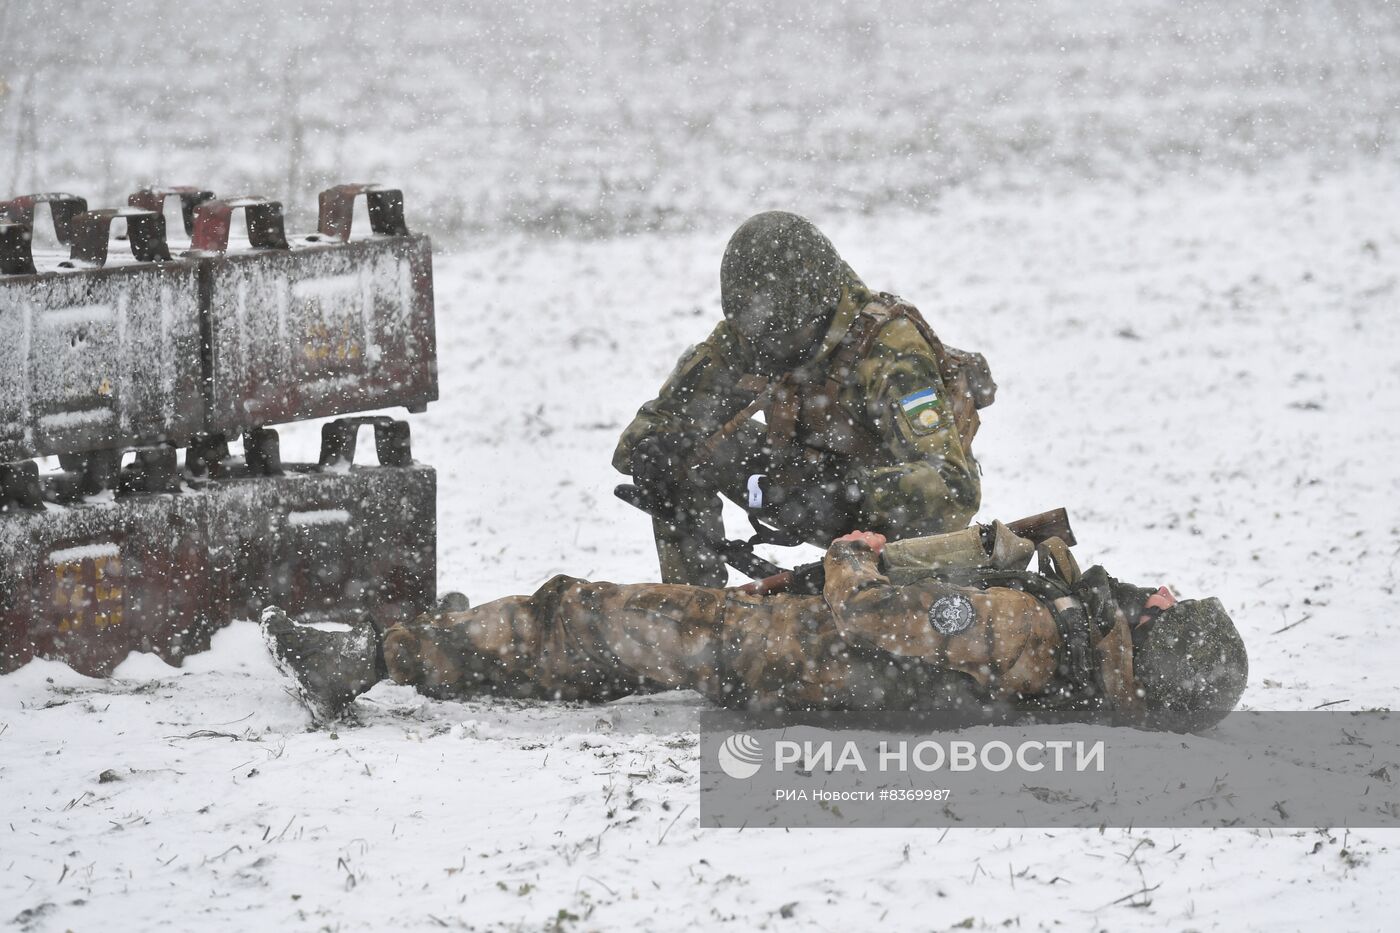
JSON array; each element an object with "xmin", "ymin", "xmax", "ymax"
[
  {"xmin": 4, "ymin": 162, "xmax": 1399, "ymax": 930},
  {"xmin": 5, "ymin": 1, "xmax": 1400, "ymax": 929},
  {"xmin": 3, "ymin": 0, "xmax": 1397, "ymax": 240}
]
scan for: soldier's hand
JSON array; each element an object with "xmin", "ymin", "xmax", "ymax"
[
  {"xmin": 630, "ymin": 433, "xmax": 699, "ymax": 510},
  {"xmin": 834, "ymin": 530, "xmax": 887, "ymax": 555}
]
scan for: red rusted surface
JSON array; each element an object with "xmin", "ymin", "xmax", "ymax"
[
  {"xmin": 190, "ymin": 195, "xmax": 291, "ymax": 252},
  {"xmin": 317, "ymin": 184, "xmax": 410, "ymax": 241},
  {"xmin": 193, "ymin": 185, "xmax": 437, "ymax": 436},
  {"xmin": 0, "ymin": 182, "xmax": 440, "ymax": 676},
  {"xmin": 70, "ymin": 208, "xmax": 173, "ymax": 265},
  {"xmin": 0, "ymin": 192, "xmax": 88, "ymax": 245},
  {"xmin": 128, "ymin": 186, "xmax": 215, "ymax": 238},
  {"xmin": 0, "ymin": 419, "xmax": 436, "ymax": 676}
]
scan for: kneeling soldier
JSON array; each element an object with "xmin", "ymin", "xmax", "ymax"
[
  {"xmin": 262, "ymin": 525, "xmax": 1248, "ymax": 732},
  {"xmin": 614, "ymin": 211, "xmax": 996, "ymax": 586}
]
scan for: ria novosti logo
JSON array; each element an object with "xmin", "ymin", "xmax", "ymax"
[
  {"xmin": 717, "ymin": 733, "xmax": 764, "ymax": 779},
  {"xmin": 715, "ymin": 733, "xmax": 1108, "ymax": 781}
]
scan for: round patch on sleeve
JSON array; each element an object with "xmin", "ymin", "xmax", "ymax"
[{"xmin": 929, "ymin": 594, "xmax": 975, "ymax": 635}]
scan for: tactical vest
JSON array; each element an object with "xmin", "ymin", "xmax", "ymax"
[
  {"xmin": 718, "ymin": 295, "xmax": 996, "ymax": 464},
  {"xmin": 896, "ymin": 535, "xmax": 1116, "ymax": 710}
]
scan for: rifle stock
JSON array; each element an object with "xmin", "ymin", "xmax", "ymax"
[{"xmin": 1004, "ymin": 507, "xmax": 1076, "ymax": 547}]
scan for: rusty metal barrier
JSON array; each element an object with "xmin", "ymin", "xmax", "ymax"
[
  {"xmin": 0, "ymin": 196, "xmax": 205, "ymax": 462},
  {"xmin": 0, "ymin": 418, "xmax": 436, "ymax": 675},
  {"xmin": 189, "ymin": 184, "xmax": 437, "ymax": 439},
  {"xmin": 0, "ymin": 183, "xmax": 440, "ymax": 676},
  {"xmin": 127, "ymin": 186, "xmax": 215, "ymax": 243}
]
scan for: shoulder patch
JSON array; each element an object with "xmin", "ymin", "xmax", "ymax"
[
  {"xmin": 900, "ymin": 387, "xmax": 938, "ymax": 411},
  {"xmin": 899, "ymin": 388, "xmax": 943, "ymax": 434},
  {"xmin": 929, "ymin": 594, "xmax": 975, "ymax": 635}
]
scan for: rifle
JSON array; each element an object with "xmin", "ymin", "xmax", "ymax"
[
  {"xmin": 737, "ymin": 507, "xmax": 1079, "ymax": 597},
  {"xmin": 614, "ymin": 483, "xmax": 786, "ymax": 581},
  {"xmin": 616, "ymin": 482, "xmax": 1078, "ymax": 597}
]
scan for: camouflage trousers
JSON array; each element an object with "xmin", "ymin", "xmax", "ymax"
[
  {"xmin": 382, "ymin": 574, "xmax": 970, "ymax": 709},
  {"xmin": 383, "ymin": 575, "xmax": 729, "ymax": 703}
]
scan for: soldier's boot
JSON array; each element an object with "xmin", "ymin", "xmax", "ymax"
[{"xmin": 260, "ymin": 607, "xmax": 385, "ymax": 726}]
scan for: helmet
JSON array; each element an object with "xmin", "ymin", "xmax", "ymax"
[
  {"xmin": 1133, "ymin": 597, "xmax": 1248, "ymax": 731},
  {"xmin": 720, "ymin": 211, "xmax": 849, "ymax": 374}
]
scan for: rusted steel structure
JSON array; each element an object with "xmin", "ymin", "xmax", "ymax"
[
  {"xmin": 193, "ymin": 186, "xmax": 436, "ymax": 436},
  {"xmin": 0, "ymin": 195, "xmax": 205, "ymax": 463},
  {"xmin": 0, "ymin": 185, "xmax": 438, "ymax": 676}
]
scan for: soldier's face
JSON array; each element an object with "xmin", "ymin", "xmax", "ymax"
[
  {"xmin": 732, "ymin": 281, "xmax": 783, "ymax": 342},
  {"xmin": 731, "ymin": 284, "xmax": 830, "ymax": 374},
  {"xmin": 1136, "ymin": 586, "xmax": 1177, "ymax": 630},
  {"xmin": 724, "ymin": 244, "xmax": 840, "ymax": 375}
]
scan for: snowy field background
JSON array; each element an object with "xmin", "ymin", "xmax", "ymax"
[
  {"xmin": 4, "ymin": 1, "xmax": 1400, "ymax": 930},
  {"xmin": 2, "ymin": 0, "xmax": 1397, "ymax": 239}
]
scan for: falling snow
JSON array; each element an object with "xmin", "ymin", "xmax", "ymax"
[{"xmin": 3, "ymin": 1, "xmax": 1399, "ymax": 930}]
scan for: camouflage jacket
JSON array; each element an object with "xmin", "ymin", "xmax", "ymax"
[
  {"xmin": 709, "ymin": 541, "xmax": 1139, "ymax": 711},
  {"xmin": 613, "ymin": 283, "xmax": 984, "ymax": 540},
  {"xmin": 811, "ymin": 540, "xmax": 1141, "ymax": 714}
]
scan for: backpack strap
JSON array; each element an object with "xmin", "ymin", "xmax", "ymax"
[
  {"xmin": 832, "ymin": 301, "xmax": 895, "ymax": 375},
  {"xmin": 1035, "ymin": 536, "xmax": 1082, "ymax": 585}
]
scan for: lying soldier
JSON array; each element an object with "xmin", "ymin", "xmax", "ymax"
[{"xmin": 262, "ymin": 523, "xmax": 1248, "ymax": 731}]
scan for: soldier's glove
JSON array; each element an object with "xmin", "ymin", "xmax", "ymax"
[
  {"xmin": 751, "ymin": 456, "xmax": 862, "ymax": 542},
  {"xmin": 630, "ymin": 433, "xmax": 704, "ymax": 513}
]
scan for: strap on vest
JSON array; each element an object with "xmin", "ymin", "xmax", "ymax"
[
  {"xmin": 693, "ymin": 296, "xmax": 985, "ymax": 496},
  {"xmin": 766, "ymin": 374, "xmax": 802, "ymax": 452},
  {"xmin": 713, "ymin": 297, "xmax": 925, "ymax": 458},
  {"xmin": 1036, "ymin": 536, "xmax": 1081, "ymax": 585}
]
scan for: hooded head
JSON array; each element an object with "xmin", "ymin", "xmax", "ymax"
[
  {"xmin": 720, "ymin": 211, "xmax": 852, "ymax": 375},
  {"xmin": 1074, "ymin": 567, "xmax": 1248, "ymax": 731},
  {"xmin": 1132, "ymin": 597, "xmax": 1248, "ymax": 731}
]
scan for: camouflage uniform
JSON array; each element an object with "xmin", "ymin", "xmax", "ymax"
[
  {"xmin": 615, "ymin": 279, "xmax": 988, "ymax": 585},
  {"xmin": 382, "ymin": 540, "xmax": 1142, "ymax": 715}
]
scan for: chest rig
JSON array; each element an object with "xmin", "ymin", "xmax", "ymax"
[
  {"xmin": 957, "ymin": 539, "xmax": 1120, "ymax": 710},
  {"xmin": 716, "ymin": 295, "xmax": 996, "ymax": 479}
]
